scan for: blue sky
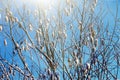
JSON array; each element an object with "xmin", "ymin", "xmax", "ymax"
[{"xmin": 0, "ymin": 0, "xmax": 120, "ymax": 80}]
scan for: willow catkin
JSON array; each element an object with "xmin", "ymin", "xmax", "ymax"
[
  {"xmin": 90, "ymin": 35, "xmax": 94, "ymax": 45},
  {"xmin": 94, "ymin": 39, "xmax": 98, "ymax": 47},
  {"xmin": 18, "ymin": 22, "xmax": 22, "ymax": 28},
  {"xmin": 4, "ymin": 39, "xmax": 7, "ymax": 46},
  {"xmin": 39, "ymin": 19, "xmax": 43, "ymax": 25},
  {"xmin": 11, "ymin": 17, "xmax": 15, "ymax": 23},
  {"xmin": 93, "ymin": 57, "xmax": 97, "ymax": 65},
  {"xmin": 46, "ymin": 18, "xmax": 50, "ymax": 27},
  {"xmin": 1, "ymin": 74, "xmax": 5, "ymax": 78},
  {"xmin": 66, "ymin": 0, "xmax": 70, "ymax": 5},
  {"xmin": 52, "ymin": 31, "xmax": 55, "ymax": 38},
  {"xmin": 68, "ymin": 58, "xmax": 71, "ymax": 63},
  {"xmin": 91, "ymin": 0, "xmax": 98, "ymax": 12},
  {"xmin": 35, "ymin": 30, "xmax": 41, "ymax": 45},
  {"xmin": 101, "ymin": 38, "xmax": 105, "ymax": 46},
  {"xmin": 29, "ymin": 24, "xmax": 33, "ymax": 31},
  {"xmin": 70, "ymin": 24, "xmax": 73, "ymax": 29},
  {"xmin": 24, "ymin": 39, "xmax": 29, "ymax": 51},
  {"xmin": 47, "ymin": 68, "xmax": 51, "ymax": 75},
  {"xmin": 5, "ymin": 15, "xmax": 9, "ymax": 23},
  {"xmin": 87, "ymin": 75, "xmax": 91, "ymax": 80},
  {"xmin": 34, "ymin": 9, "xmax": 38, "ymax": 17},
  {"xmin": 63, "ymin": 31, "xmax": 67, "ymax": 39},
  {"xmin": 91, "ymin": 46, "xmax": 96, "ymax": 53},
  {"xmin": 21, "ymin": 45, "xmax": 25, "ymax": 51},
  {"xmin": 64, "ymin": 8, "xmax": 69, "ymax": 16},
  {"xmin": 75, "ymin": 57, "xmax": 79, "ymax": 66},
  {"xmin": 0, "ymin": 25, "xmax": 2, "ymax": 32},
  {"xmin": 91, "ymin": 28, "xmax": 96, "ymax": 38},
  {"xmin": 69, "ymin": 62, "xmax": 72, "ymax": 68},
  {"xmin": 50, "ymin": 41, "xmax": 54, "ymax": 47},
  {"xmin": 73, "ymin": 51, "xmax": 76, "ymax": 57},
  {"xmin": 15, "ymin": 17, "xmax": 18, "ymax": 22},
  {"xmin": 51, "ymin": 73, "xmax": 55, "ymax": 80},
  {"xmin": 56, "ymin": 74, "xmax": 60, "ymax": 80},
  {"xmin": 86, "ymin": 63, "xmax": 91, "ymax": 70},
  {"xmin": 8, "ymin": 11, "xmax": 12, "ymax": 16},
  {"xmin": 82, "ymin": 67, "xmax": 88, "ymax": 75},
  {"xmin": 93, "ymin": 0, "xmax": 98, "ymax": 7},
  {"xmin": 78, "ymin": 21, "xmax": 82, "ymax": 32},
  {"xmin": 9, "ymin": 66, "xmax": 12, "ymax": 74},
  {"xmin": 91, "ymin": 6, "xmax": 94, "ymax": 12},
  {"xmin": 15, "ymin": 42, "xmax": 19, "ymax": 49}
]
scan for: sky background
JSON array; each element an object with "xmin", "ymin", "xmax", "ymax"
[{"xmin": 0, "ymin": 0, "xmax": 120, "ymax": 80}]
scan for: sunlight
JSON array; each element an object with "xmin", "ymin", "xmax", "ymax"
[
  {"xmin": 35, "ymin": 0, "xmax": 56, "ymax": 10},
  {"xmin": 21, "ymin": 0, "xmax": 57, "ymax": 10},
  {"xmin": 39, "ymin": 0, "xmax": 52, "ymax": 9}
]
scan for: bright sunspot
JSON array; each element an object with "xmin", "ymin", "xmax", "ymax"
[{"xmin": 28, "ymin": 0, "xmax": 57, "ymax": 10}]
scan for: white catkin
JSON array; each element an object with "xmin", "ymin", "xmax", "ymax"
[
  {"xmin": 16, "ymin": 42, "xmax": 19, "ymax": 48},
  {"xmin": 38, "ymin": 28, "xmax": 42, "ymax": 36},
  {"xmin": 101, "ymin": 39, "xmax": 105, "ymax": 45},
  {"xmin": 69, "ymin": 62, "xmax": 72, "ymax": 68},
  {"xmin": 29, "ymin": 24, "xmax": 33, "ymax": 31},
  {"xmin": 21, "ymin": 45, "xmax": 25, "ymax": 51},
  {"xmin": 35, "ymin": 30, "xmax": 38, "ymax": 39},
  {"xmin": 58, "ymin": 31, "xmax": 62, "ymax": 36},
  {"xmin": 93, "ymin": 2, "xmax": 97, "ymax": 8},
  {"xmin": 34, "ymin": 10, "xmax": 38, "ymax": 17},
  {"xmin": 0, "ymin": 25, "xmax": 2, "ymax": 32},
  {"xmin": 68, "ymin": 58, "xmax": 71, "ymax": 63},
  {"xmin": 15, "ymin": 17, "xmax": 18, "ymax": 22},
  {"xmin": 94, "ymin": 39, "xmax": 98, "ymax": 47},
  {"xmin": 5, "ymin": 16, "xmax": 9, "ymax": 23},
  {"xmin": 91, "ymin": 5, "xmax": 94, "ymax": 12},
  {"xmin": 63, "ymin": 30, "xmax": 67, "ymax": 39},
  {"xmin": 52, "ymin": 16, "xmax": 56, "ymax": 21},
  {"xmin": 78, "ymin": 21, "xmax": 82, "ymax": 31},
  {"xmin": 18, "ymin": 22, "xmax": 22, "ymax": 28},
  {"xmin": 4, "ymin": 39, "xmax": 7, "ymax": 46},
  {"xmin": 88, "ymin": 75, "xmax": 91, "ymax": 80},
  {"xmin": 52, "ymin": 31, "xmax": 55, "ymax": 38},
  {"xmin": 70, "ymin": 24, "xmax": 73, "ymax": 29},
  {"xmin": 91, "ymin": 0, "xmax": 98, "ymax": 12},
  {"xmin": 35, "ymin": 30, "xmax": 41, "ymax": 44},
  {"xmin": 86, "ymin": 63, "xmax": 91, "ymax": 70},
  {"xmin": 25, "ymin": 39, "xmax": 27, "ymax": 45},
  {"xmin": 91, "ymin": 46, "xmax": 96, "ymax": 53},
  {"xmin": 64, "ymin": 8, "xmax": 69, "ymax": 16},
  {"xmin": 75, "ymin": 57, "xmax": 79, "ymax": 66},
  {"xmin": 79, "ymin": 20, "xmax": 82, "ymax": 25},
  {"xmin": 84, "ymin": 69, "xmax": 88, "ymax": 74},
  {"xmin": 40, "ymin": 54, "xmax": 43, "ymax": 59},
  {"xmin": 69, "ymin": 6, "xmax": 72, "ymax": 14},
  {"xmin": 25, "ymin": 45, "xmax": 29, "ymax": 51},
  {"xmin": 71, "ymin": 3, "xmax": 74, "ymax": 8},
  {"xmin": 8, "ymin": 11, "xmax": 12, "ymax": 16},
  {"xmin": 90, "ymin": 35, "xmax": 94, "ymax": 45},
  {"xmin": 11, "ymin": 17, "xmax": 15, "ymax": 23},
  {"xmin": 95, "ymin": 0, "xmax": 98, "ymax": 3},
  {"xmin": 9, "ymin": 66, "xmax": 12, "ymax": 74},
  {"xmin": 39, "ymin": 19, "xmax": 42, "ymax": 25},
  {"xmin": 66, "ymin": 0, "xmax": 70, "ymax": 5}
]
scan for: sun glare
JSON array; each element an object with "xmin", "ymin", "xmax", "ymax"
[
  {"xmin": 22, "ymin": 0, "xmax": 57, "ymax": 10},
  {"xmin": 35, "ymin": 0, "xmax": 56, "ymax": 10}
]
